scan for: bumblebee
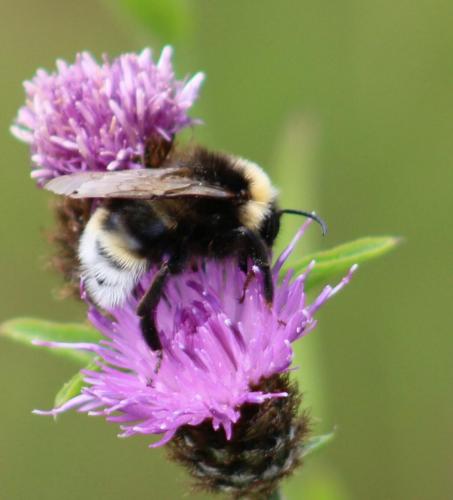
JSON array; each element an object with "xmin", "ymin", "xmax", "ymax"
[{"xmin": 45, "ymin": 146, "xmax": 326, "ymax": 354}]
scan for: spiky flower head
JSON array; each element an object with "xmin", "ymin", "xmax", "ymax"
[
  {"xmin": 35, "ymin": 222, "xmax": 356, "ymax": 497},
  {"xmin": 11, "ymin": 47, "xmax": 204, "ymax": 296},
  {"xmin": 11, "ymin": 46, "xmax": 204, "ymax": 185}
]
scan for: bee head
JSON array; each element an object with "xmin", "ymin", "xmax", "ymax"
[
  {"xmin": 259, "ymin": 203, "xmax": 281, "ymax": 246},
  {"xmin": 260, "ymin": 207, "xmax": 328, "ymax": 248}
]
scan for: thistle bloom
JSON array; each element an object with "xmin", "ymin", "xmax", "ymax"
[
  {"xmin": 11, "ymin": 46, "xmax": 204, "ymax": 185},
  {"xmin": 14, "ymin": 48, "xmax": 358, "ymax": 496},
  {"xmin": 35, "ymin": 222, "xmax": 355, "ymax": 444}
]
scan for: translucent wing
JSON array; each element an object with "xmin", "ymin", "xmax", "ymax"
[{"xmin": 44, "ymin": 167, "xmax": 234, "ymax": 200}]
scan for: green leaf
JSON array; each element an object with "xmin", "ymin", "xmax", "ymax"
[
  {"xmin": 302, "ymin": 431, "xmax": 335, "ymax": 458},
  {"xmin": 112, "ymin": 0, "xmax": 191, "ymax": 42},
  {"xmin": 268, "ymin": 489, "xmax": 283, "ymax": 500},
  {"xmin": 54, "ymin": 359, "xmax": 101, "ymax": 408},
  {"xmin": 286, "ymin": 236, "xmax": 401, "ymax": 291},
  {"xmin": 0, "ymin": 318, "xmax": 102, "ymax": 365}
]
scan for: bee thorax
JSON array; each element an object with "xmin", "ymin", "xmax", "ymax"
[{"xmin": 234, "ymin": 158, "xmax": 278, "ymax": 231}]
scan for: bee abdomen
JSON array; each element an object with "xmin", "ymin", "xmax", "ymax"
[{"xmin": 78, "ymin": 208, "xmax": 147, "ymax": 309}]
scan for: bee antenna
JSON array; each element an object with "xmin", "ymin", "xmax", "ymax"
[{"xmin": 280, "ymin": 209, "xmax": 328, "ymax": 236}]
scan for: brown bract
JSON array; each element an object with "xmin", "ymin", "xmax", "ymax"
[
  {"xmin": 48, "ymin": 196, "xmax": 93, "ymax": 299},
  {"xmin": 168, "ymin": 374, "xmax": 310, "ymax": 499}
]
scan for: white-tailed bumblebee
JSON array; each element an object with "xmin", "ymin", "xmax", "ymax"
[{"xmin": 45, "ymin": 146, "xmax": 326, "ymax": 355}]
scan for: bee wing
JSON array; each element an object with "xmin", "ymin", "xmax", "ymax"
[{"xmin": 44, "ymin": 168, "xmax": 234, "ymax": 200}]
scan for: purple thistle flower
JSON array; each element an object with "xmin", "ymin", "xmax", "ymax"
[
  {"xmin": 11, "ymin": 46, "xmax": 204, "ymax": 185},
  {"xmin": 34, "ymin": 221, "xmax": 356, "ymax": 448}
]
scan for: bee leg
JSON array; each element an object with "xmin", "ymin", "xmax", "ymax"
[
  {"xmin": 137, "ymin": 253, "xmax": 187, "ymax": 365},
  {"xmin": 238, "ymin": 254, "xmax": 253, "ymax": 302},
  {"xmin": 137, "ymin": 262, "xmax": 170, "ymax": 354},
  {"xmin": 235, "ymin": 228, "xmax": 274, "ymax": 305},
  {"xmin": 238, "ymin": 255, "xmax": 248, "ymax": 274},
  {"xmin": 239, "ymin": 268, "xmax": 256, "ymax": 303}
]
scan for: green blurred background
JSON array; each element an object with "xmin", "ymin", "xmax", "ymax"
[{"xmin": 1, "ymin": 1, "xmax": 452, "ymax": 499}]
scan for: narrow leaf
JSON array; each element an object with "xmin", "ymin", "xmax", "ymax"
[
  {"xmin": 286, "ymin": 236, "xmax": 400, "ymax": 291},
  {"xmin": 0, "ymin": 318, "xmax": 102, "ymax": 365},
  {"xmin": 302, "ymin": 431, "xmax": 335, "ymax": 458},
  {"xmin": 54, "ymin": 359, "xmax": 100, "ymax": 408}
]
